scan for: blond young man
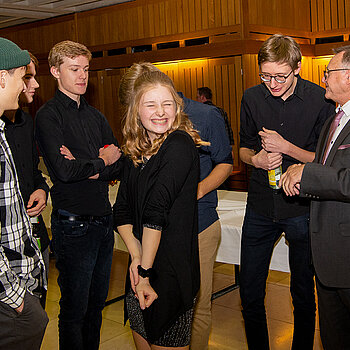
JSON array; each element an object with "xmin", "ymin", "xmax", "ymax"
[
  {"xmin": 239, "ymin": 34, "xmax": 334, "ymax": 349},
  {"xmin": 35, "ymin": 40, "xmax": 122, "ymax": 350}
]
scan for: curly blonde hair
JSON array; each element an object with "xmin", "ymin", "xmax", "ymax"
[{"xmin": 119, "ymin": 62, "xmax": 208, "ymax": 166}]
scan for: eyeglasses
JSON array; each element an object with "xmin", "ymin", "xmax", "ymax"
[
  {"xmin": 323, "ymin": 68, "xmax": 350, "ymax": 80},
  {"xmin": 259, "ymin": 71, "xmax": 293, "ymax": 84}
]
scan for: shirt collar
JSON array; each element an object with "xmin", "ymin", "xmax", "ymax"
[
  {"xmin": 338, "ymin": 100, "xmax": 350, "ymax": 117},
  {"xmin": 0, "ymin": 118, "xmax": 4, "ymax": 132},
  {"xmin": 1, "ymin": 109, "xmax": 25, "ymax": 126},
  {"xmin": 55, "ymin": 89, "xmax": 87, "ymax": 110},
  {"xmin": 262, "ymin": 75, "xmax": 304, "ymax": 101}
]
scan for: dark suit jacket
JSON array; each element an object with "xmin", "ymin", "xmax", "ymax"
[{"xmin": 300, "ymin": 112, "xmax": 350, "ymax": 288}]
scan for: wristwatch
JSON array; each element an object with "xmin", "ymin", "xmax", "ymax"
[{"xmin": 137, "ymin": 265, "xmax": 155, "ymax": 278}]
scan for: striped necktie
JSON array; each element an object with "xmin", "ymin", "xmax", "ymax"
[{"xmin": 322, "ymin": 109, "xmax": 345, "ymax": 164}]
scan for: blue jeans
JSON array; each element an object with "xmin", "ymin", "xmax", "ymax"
[
  {"xmin": 51, "ymin": 212, "xmax": 114, "ymax": 350},
  {"xmin": 240, "ymin": 207, "xmax": 316, "ymax": 350}
]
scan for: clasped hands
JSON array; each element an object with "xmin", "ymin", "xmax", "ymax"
[
  {"xmin": 129, "ymin": 257, "xmax": 158, "ymax": 310},
  {"xmin": 257, "ymin": 127, "xmax": 304, "ymax": 196},
  {"xmin": 253, "ymin": 127, "xmax": 285, "ymax": 170}
]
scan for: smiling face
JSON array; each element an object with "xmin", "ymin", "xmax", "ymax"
[
  {"xmin": 0, "ymin": 66, "xmax": 26, "ymax": 114},
  {"xmin": 20, "ymin": 61, "xmax": 39, "ymax": 104},
  {"xmin": 50, "ymin": 55, "xmax": 89, "ymax": 103},
  {"xmin": 322, "ymin": 52, "xmax": 350, "ymax": 106},
  {"xmin": 138, "ymin": 84, "xmax": 176, "ymax": 142},
  {"xmin": 260, "ymin": 61, "xmax": 300, "ymax": 100}
]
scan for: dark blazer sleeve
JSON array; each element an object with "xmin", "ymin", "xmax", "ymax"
[
  {"xmin": 142, "ymin": 131, "xmax": 198, "ymax": 229},
  {"xmin": 301, "ymin": 162, "xmax": 350, "ymax": 202}
]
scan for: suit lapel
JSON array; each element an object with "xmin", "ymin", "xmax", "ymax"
[
  {"xmin": 316, "ymin": 115, "xmax": 334, "ymax": 163},
  {"xmin": 325, "ymin": 119, "xmax": 350, "ymax": 165}
]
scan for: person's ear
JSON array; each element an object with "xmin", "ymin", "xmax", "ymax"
[
  {"xmin": 293, "ymin": 61, "xmax": 301, "ymax": 76},
  {"xmin": 345, "ymin": 69, "xmax": 350, "ymax": 85},
  {"xmin": 50, "ymin": 65, "xmax": 60, "ymax": 80},
  {"xmin": 0, "ymin": 71, "xmax": 7, "ymax": 88}
]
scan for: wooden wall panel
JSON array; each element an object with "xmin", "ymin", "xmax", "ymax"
[
  {"xmin": 247, "ymin": 0, "xmax": 311, "ymax": 31},
  {"xmin": 242, "ymin": 54, "xmax": 259, "ymax": 90},
  {"xmin": 74, "ymin": 0, "xmax": 241, "ymax": 47},
  {"xmin": 310, "ymin": 0, "xmax": 349, "ymax": 31},
  {"xmin": 209, "ymin": 56, "xmax": 243, "ymax": 168},
  {"xmin": 310, "ymin": 56, "xmax": 331, "ymax": 87},
  {"xmin": 156, "ymin": 57, "xmax": 243, "ymax": 169},
  {"xmin": 0, "ymin": 16, "xmax": 76, "ymax": 55}
]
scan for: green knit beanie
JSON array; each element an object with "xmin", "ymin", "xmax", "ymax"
[{"xmin": 0, "ymin": 37, "xmax": 30, "ymax": 70}]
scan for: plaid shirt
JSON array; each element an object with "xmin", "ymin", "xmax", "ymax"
[{"xmin": 0, "ymin": 119, "xmax": 46, "ymax": 308}]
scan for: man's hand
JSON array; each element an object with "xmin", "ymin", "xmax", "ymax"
[
  {"xmin": 135, "ymin": 277, "xmax": 158, "ymax": 310},
  {"xmin": 259, "ymin": 127, "xmax": 289, "ymax": 154},
  {"xmin": 60, "ymin": 145, "xmax": 76, "ymax": 160},
  {"xmin": 27, "ymin": 189, "xmax": 46, "ymax": 216},
  {"xmin": 252, "ymin": 149, "xmax": 282, "ymax": 170},
  {"xmin": 98, "ymin": 145, "xmax": 121, "ymax": 166},
  {"xmin": 60, "ymin": 145, "xmax": 100, "ymax": 179},
  {"xmin": 280, "ymin": 164, "xmax": 305, "ymax": 196},
  {"xmin": 15, "ymin": 301, "xmax": 24, "ymax": 314}
]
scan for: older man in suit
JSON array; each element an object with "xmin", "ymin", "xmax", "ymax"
[{"xmin": 281, "ymin": 45, "xmax": 350, "ymax": 349}]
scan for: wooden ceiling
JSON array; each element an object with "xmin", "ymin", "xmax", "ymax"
[{"xmin": 0, "ymin": 0, "xmax": 132, "ymax": 29}]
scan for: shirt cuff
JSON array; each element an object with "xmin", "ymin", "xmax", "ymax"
[
  {"xmin": 0, "ymin": 284, "xmax": 26, "ymax": 309},
  {"xmin": 143, "ymin": 223, "xmax": 162, "ymax": 231},
  {"xmin": 92, "ymin": 158, "xmax": 106, "ymax": 174}
]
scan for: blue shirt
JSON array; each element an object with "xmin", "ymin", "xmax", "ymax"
[{"xmin": 179, "ymin": 93, "xmax": 233, "ymax": 233}]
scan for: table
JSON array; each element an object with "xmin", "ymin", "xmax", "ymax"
[
  {"xmin": 212, "ymin": 190, "xmax": 290, "ymax": 299},
  {"xmin": 216, "ymin": 190, "xmax": 290, "ymax": 273}
]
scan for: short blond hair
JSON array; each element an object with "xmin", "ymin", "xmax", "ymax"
[
  {"xmin": 48, "ymin": 40, "xmax": 91, "ymax": 68},
  {"xmin": 258, "ymin": 34, "xmax": 301, "ymax": 70}
]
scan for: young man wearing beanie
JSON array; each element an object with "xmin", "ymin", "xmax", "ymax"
[
  {"xmin": 0, "ymin": 37, "xmax": 48, "ymax": 349},
  {"xmin": 2, "ymin": 52, "xmax": 50, "ymax": 309}
]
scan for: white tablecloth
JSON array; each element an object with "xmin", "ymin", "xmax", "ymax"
[{"xmin": 216, "ymin": 190, "xmax": 290, "ymax": 273}]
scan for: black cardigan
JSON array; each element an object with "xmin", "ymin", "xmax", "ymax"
[{"xmin": 113, "ymin": 130, "xmax": 200, "ymax": 342}]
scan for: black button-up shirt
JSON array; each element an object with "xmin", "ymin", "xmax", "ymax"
[
  {"xmin": 1, "ymin": 109, "xmax": 50, "ymax": 250},
  {"xmin": 35, "ymin": 90, "xmax": 122, "ymax": 216},
  {"xmin": 240, "ymin": 76, "xmax": 335, "ymax": 219}
]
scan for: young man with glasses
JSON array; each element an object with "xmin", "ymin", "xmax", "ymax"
[
  {"xmin": 281, "ymin": 45, "xmax": 350, "ymax": 350},
  {"xmin": 239, "ymin": 34, "xmax": 334, "ymax": 350}
]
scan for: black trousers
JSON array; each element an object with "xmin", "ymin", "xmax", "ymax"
[
  {"xmin": 240, "ymin": 207, "xmax": 316, "ymax": 350},
  {"xmin": 0, "ymin": 291, "xmax": 48, "ymax": 349},
  {"xmin": 316, "ymin": 278, "xmax": 350, "ymax": 350}
]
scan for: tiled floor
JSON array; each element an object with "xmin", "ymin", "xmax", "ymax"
[{"xmin": 41, "ymin": 250, "xmax": 324, "ymax": 350}]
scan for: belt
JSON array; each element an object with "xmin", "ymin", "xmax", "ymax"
[{"xmin": 56, "ymin": 213, "xmax": 106, "ymax": 223}]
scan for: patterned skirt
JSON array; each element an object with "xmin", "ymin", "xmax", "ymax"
[{"xmin": 126, "ymin": 289, "xmax": 195, "ymax": 347}]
